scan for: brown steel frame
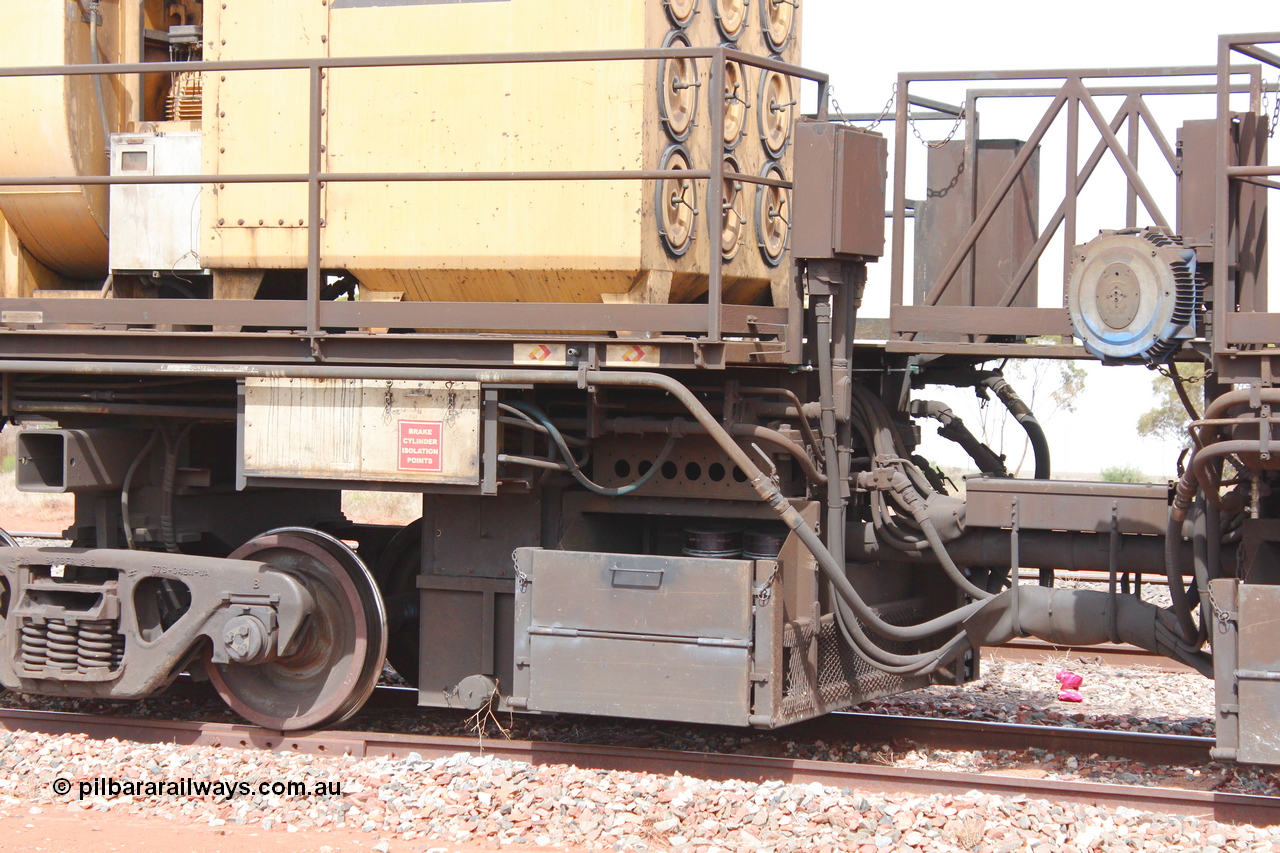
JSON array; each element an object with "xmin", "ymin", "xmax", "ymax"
[
  {"xmin": 1215, "ymin": 34, "xmax": 1280, "ymax": 381},
  {"xmin": 887, "ymin": 60, "xmax": 1267, "ymax": 360},
  {"xmin": 0, "ymin": 47, "xmax": 828, "ymax": 367}
]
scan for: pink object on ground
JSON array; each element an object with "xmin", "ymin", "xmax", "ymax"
[
  {"xmin": 1058, "ymin": 689, "xmax": 1084, "ymax": 702},
  {"xmin": 1055, "ymin": 670, "xmax": 1083, "ymax": 690}
]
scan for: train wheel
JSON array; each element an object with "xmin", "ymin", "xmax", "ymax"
[
  {"xmin": 208, "ymin": 527, "xmax": 387, "ymax": 731},
  {"xmin": 373, "ymin": 519, "xmax": 422, "ymax": 688},
  {"xmin": 0, "ymin": 527, "xmax": 14, "ymax": 617}
]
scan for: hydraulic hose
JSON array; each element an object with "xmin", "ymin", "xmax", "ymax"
[
  {"xmin": 1164, "ymin": 513, "xmax": 1200, "ymax": 644},
  {"xmin": 831, "ymin": 590, "xmax": 974, "ymax": 674},
  {"xmin": 1190, "ymin": 500, "xmax": 1211, "ymax": 649},
  {"xmin": 586, "ymin": 372, "xmax": 986, "ymax": 643},
  {"xmin": 875, "ymin": 467, "xmax": 992, "ymax": 601},
  {"xmin": 503, "ymin": 401, "xmax": 674, "ymax": 497},
  {"xmin": 816, "ymin": 299, "xmax": 846, "ymax": 570},
  {"xmin": 981, "ymin": 373, "xmax": 1050, "ymax": 480},
  {"xmin": 737, "ymin": 386, "xmax": 825, "ymax": 467},
  {"xmin": 910, "ymin": 399, "xmax": 1008, "ymax": 477},
  {"xmin": 160, "ymin": 423, "xmax": 196, "ymax": 554},
  {"xmin": 120, "ymin": 429, "xmax": 160, "ymax": 550},
  {"xmin": 87, "ymin": 1, "xmax": 112, "ymax": 154}
]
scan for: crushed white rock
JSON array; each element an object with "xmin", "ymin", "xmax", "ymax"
[{"xmin": 1, "ymin": 729, "xmax": 1280, "ymax": 852}]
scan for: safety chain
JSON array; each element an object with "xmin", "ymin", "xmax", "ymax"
[
  {"xmin": 911, "ymin": 101, "xmax": 966, "ymax": 149},
  {"xmin": 864, "ymin": 84, "xmax": 895, "ymax": 131},
  {"xmin": 827, "ymin": 83, "xmax": 896, "ymax": 131},
  {"xmin": 753, "ymin": 561, "xmax": 783, "ymax": 607},
  {"xmin": 1155, "ymin": 363, "xmax": 1205, "ymax": 385},
  {"xmin": 826, "ymin": 83, "xmax": 965, "ymax": 147},
  {"xmin": 1267, "ymin": 77, "xmax": 1280, "ymax": 138},
  {"xmin": 826, "ymin": 84, "xmax": 845, "ymax": 122}
]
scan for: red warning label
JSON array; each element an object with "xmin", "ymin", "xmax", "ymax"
[{"xmin": 398, "ymin": 420, "xmax": 443, "ymax": 473}]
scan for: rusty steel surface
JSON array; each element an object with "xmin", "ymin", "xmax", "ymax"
[{"xmin": 0, "ymin": 705, "xmax": 1271, "ymax": 825}]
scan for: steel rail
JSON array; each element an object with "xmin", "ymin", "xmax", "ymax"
[
  {"xmin": 0, "ymin": 706, "xmax": 1268, "ymax": 825},
  {"xmin": 990, "ymin": 640, "xmax": 1194, "ymax": 673},
  {"xmin": 806, "ymin": 712, "xmax": 1210, "ymax": 766},
  {"xmin": 98, "ymin": 680, "xmax": 1221, "ymax": 765}
]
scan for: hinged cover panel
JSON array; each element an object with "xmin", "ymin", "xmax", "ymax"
[
  {"xmin": 514, "ymin": 548, "xmax": 754, "ymax": 726},
  {"xmin": 965, "ymin": 477, "xmax": 1170, "ymax": 535},
  {"xmin": 242, "ymin": 377, "xmax": 480, "ymax": 484},
  {"xmin": 1237, "ymin": 584, "xmax": 1280, "ymax": 765},
  {"xmin": 527, "ymin": 549, "xmax": 752, "ymax": 640}
]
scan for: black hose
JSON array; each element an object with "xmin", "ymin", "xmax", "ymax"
[
  {"xmin": 503, "ymin": 401, "xmax": 675, "ymax": 497},
  {"xmin": 830, "ymin": 587, "xmax": 974, "ymax": 673},
  {"xmin": 910, "ymin": 399, "xmax": 1008, "ymax": 477},
  {"xmin": 981, "ymin": 373, "xmax": 1050, "ymax": 480},
  {"xmin": 121, "ymin": 429, "xmax": 160, "ymax": 550},
  {"xmin": 1164, "ymin": 513, "xmax": 1200, "ymax": 643},
  {"xmin": 160, "ymin": 423, "xmax": 196, "ymax": 554},
  {"xmin": 815, "ymin": 299, "xmax": 846, "ymax": 570}
]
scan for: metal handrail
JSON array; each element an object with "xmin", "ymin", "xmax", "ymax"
[
  {"xmin": 887, "ymin": 62, "xmax": 1264, "ymax": 354},
  {"xmin": 0, "ymin": 46, "xmax": 828, "ymax": 342}
]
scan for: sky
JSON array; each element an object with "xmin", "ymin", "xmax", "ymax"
[{"xmin": 797, "ymin": 3, "xmax": 1278, "ymax": 479}]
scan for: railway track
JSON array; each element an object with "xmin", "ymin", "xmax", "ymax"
[
  {"xmin": 989, "ymin": 639, "xmax": 1193, "ymax": 671},
  {"xmin": 0, "ymin": 689, "xmax": 1270, "ymax": 826},
  {"xmin": 2, "ymin": 531, "xmax": 1235, "ymax": 821}
]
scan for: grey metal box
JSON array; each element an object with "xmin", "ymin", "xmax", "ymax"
[
  {"xmin": 1177, "ymin": 115, "xmax": 1268, "ymax": 297},
  {"xmin": 109, "ymin": 131, "xmax": 202, "ymax": 272},
  {"xmin": 513, "ymin": 548, "xmax": 755, "ymax": 726},
  {"xmin": 965, "ymin": 477, "xmax": 1170, "ymax": 535},
  {"xmin": 1234, "ymin": 584, "xmax": 1280, "ymax": 764},
  {"xmin": 792, "ymin": 121, "xmax": 887, "ymax": 260},
  {"xmin": 1177, "ymin": 120, "xmax": 1217, "ymax": 256},
  {"xmin": 415, "ymin": 575, "xmax": 515, "ymax": 709},
  {"xmin": 914, "ymin": 140, "xmax": 1039, "ymax": 312}
]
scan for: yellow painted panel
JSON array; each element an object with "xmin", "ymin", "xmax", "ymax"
[
  {"xmin": 200, "ymin": 0, "xmax": 328, "ymax": 254},
  {"xmin": 322, "ymin": 1, "xmax": 645, "ymax": 270},
  {"xmin": 199, "ymin": 0, "xmax": 801, "ymax": 306}
]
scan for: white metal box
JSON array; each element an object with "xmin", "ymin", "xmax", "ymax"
[
  {"xmin": 240, "ymin": 378, "xmax": 481, "ymax": 486},
  {"xmin": 109, "ymin": 131, "xmax": 202, "ymax": 273}
]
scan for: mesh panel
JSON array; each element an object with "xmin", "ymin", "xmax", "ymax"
[{"xmin": 775, "ymin": 599, "xmax": 932, "ymax": 726}]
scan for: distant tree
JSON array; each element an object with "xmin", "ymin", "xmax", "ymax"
[
  {"xmin": 1136, "ymin": 364, "xmax": 1205, "ymax": 447},
  {"xmin": 1050, "ymin": 361, "xmax": 1088, "ymax": 415},
  {"xmin": 1100, "ymin": 464, "xmax": 1146, "ymax": 483}
]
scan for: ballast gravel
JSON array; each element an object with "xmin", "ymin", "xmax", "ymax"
[
  {"xmin": 867, "ymin": 655, "xmax": 1216, "ymax": 737},
  {"xmin": 1, "ymin": 729, "xmax": 1279, "ymax": 853}
]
